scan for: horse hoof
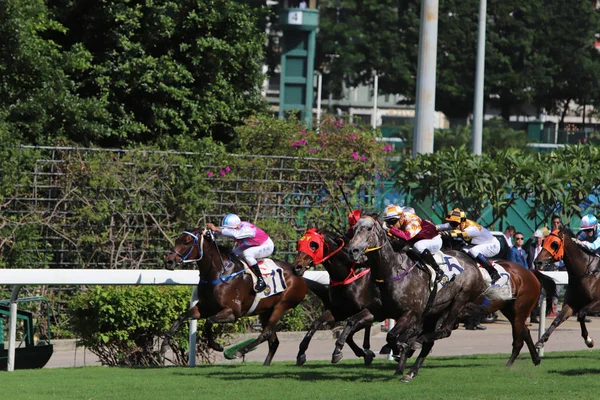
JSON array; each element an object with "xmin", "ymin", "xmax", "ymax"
[
  {"xmin": 534, "ymin": 341, "xmax": 544, "ymax": 349},
  {"xmin": 401, "ymin": 373, "xmax": 415, "ymax": 383},
  {"xmin": 585, "ymin": 338, "xmax": 594, "ymax": 348},
  {"xmin": 379, "ymin": 344, "xmax": 391, "ymax": 355},
  {"xmin": 211, "ymin": 343, "xmax": 224, "ymax": 352},
  {"xmin": 332, "ymin": 351, "xmax": 344, "ymax": 364},
  {"xmin": 533, "ymin": 358, "xmax": 541, "ymax": 366},
  {"xmin": 296, "ymin": 354, "xmax": 306, "ymax": 366},
  {"xmin": 363, "ymin": 350, "xmax": 375, "ymax": 366}
]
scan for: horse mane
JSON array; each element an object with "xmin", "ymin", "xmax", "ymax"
[
  {"xmin": 562, "ymin": 226, "xmax": 599, "ymax": 258},
  {"xmin": 185, "ymin": 226, "xmax": 236, "ymax": 254}
]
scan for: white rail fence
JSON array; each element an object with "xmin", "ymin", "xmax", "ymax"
[{"xmin": 0, "ymin": 269, "xmax": 566, "ymax": 371}]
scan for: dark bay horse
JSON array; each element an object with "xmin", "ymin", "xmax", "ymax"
[
  {"xmin": 291, "ymin": 227, "xmax": 384, "ymax": 365},
  {"xmin": 162, "ymin": 228, "xmax": 307, "ymax": 365},
  {"xmin": 345, "ymin": 215, "xmax": 554, "ymax": 381},
  {"xmin": 534, "ymin": 228, "xmax": 600, "ymax": 350}
]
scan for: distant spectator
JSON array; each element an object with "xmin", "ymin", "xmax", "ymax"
[
  {"xmin": 527, "ymin": 229, "xmax": 544, "ymax": 270},
  {"xmin": 503, "ymin": 225, "xmax": 516, "ymax": 248},
  {"xmin": 507, "ymin": 232, "xmax": 528, "ymax": 268},
  {"xmin": 299, "ymin": 1, "xmax": 307, "ymax": 8},
  {"xmin": 551, "ymin": 215, "xmax": 562, "ymax": 232}
]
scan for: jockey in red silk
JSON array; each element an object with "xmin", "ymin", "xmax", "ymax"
[
  {"xmin": 436, "ymin": 208, "xmax": 501, "ymax": 283},
  {"xmin": 384, "ymin": 204, "xmax": 444, "ymax": 282},
  {"xmin": 206, "ymin": 214, "xmax": 274, "ymax": 293}
]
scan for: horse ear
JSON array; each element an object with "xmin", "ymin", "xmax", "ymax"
[{"xmin": 307, "ymin": 220, "xmax": 316, "ymax": 230}]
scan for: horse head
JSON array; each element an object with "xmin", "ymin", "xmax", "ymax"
[
  {"xmin": 346, "ymin": 215, "xmax": 386, "ymax": 262},
  {"xmin": 534, "ymin": 229, "xmax": 564, "ymax": 271},
  {"xmin": 292, "ymin": 227, "xmax": 346, "ymax": 276},
  {"xmin": 164, "ymin": 227, "xmax": 207, "ymax": 269}
]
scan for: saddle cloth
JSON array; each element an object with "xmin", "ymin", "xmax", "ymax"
[
  {"xmin": 245, "ymin": 259, "xmax": 287, "ymax": 299},
  {"xmin": 427, "ymin": 253, "xmax": 513, "ymax": 300}
]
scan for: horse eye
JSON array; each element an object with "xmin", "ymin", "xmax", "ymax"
[
  {"xmin": 550, "ymin": 242, "xmax": 559, "ymax": 250},
  {"xmin": 309, "ymin": 241, "xmax": 319, "ymax": 251}
]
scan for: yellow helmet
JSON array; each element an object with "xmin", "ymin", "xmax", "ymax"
[
  {"xmin": 383, "ymin": 204, "xmax": 403, "ymax": 221},
  {"xmin": 446, "ymin": 208, "xmax": 466, "ymax": 224}
]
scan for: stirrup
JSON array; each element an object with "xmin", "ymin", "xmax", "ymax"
[{"xmin": 254, "ymin": 279, "xmax": 266, "ymax": 293}]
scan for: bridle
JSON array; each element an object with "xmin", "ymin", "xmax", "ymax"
[
  {"xmin": 173, "ymin": 230, "xmax": 205, "ymax": 264},
  {"xmin": 357, "ymin": 216, "xmax": 384, "ymax": 254},
  {"xmin": 542, "ymin": 230, "xmax": 596, "ymax": 278}
]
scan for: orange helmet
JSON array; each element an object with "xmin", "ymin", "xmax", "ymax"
[{"xmin": 383, "ymin": 204, "xmax": 403, "ymax": 221}]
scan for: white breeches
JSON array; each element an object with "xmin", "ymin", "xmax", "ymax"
[
  {"xmin": 464, "ymin": 237, "xmax": 500, "ymax": 258},
  {"xmin": 414, "ymin": 235, "xmax": 443, "ymax": 254},
  {"xmin": 233, "ymin": 238, "xmax": 275, "ymax": 266}
]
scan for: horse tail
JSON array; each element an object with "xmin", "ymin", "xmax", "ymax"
[
  {"xmin": 533, "ymin": 270, "xmax": 557, "ymax": 312},
  {"xmin": 303, "ymin": 275, "xmax": 332, "ymax": 311}
]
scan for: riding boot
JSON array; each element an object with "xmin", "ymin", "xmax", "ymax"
[
  {"xmin": 249, "ymin": 264, "xmax": 267, "ymax": 293},
  {"xmin": 475, "ymin": 254, "xmax": 500, "ymax": 284},
  {"xmin": 420, "ymin": 249, "xmax": 444, "ymax": 282},
  {"xmin": 405, "ymin": 247, "xmax": 443, "ymax": 282}
]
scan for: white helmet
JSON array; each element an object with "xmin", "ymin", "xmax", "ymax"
[
  {"xmin": 580, "ymin": 214, "xmax": 598, "ymax": 231},
  {"xmin": 221, "ymin": 213, "xmax": 241, "ymax": 228},
  {"xmin": 383, "ymin": 204, "xmax": 403, "ymax": 221}
]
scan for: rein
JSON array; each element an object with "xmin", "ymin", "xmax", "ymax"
[
  {"xmin": 544, "ymin": 231, "xmax": 597, "ymax": 278},
  {"xmin": 175, "ymin": 231, "xmax": 204, "ymax": 263},
  {"xmin": 330, "ymin": 266, "xmax": 371, "ymax": 286},
  {"xmin": 373, "ymin": 261, "xmax": 418, "ymax": 285}
]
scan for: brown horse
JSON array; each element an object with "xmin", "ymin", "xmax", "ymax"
[
  {"xmin": 345, "ymin": 214, "xmax": 555, "ymax": 381},
  {"xmin": 291, "ymin": 227, "xmax": 384, "ymax": 366},
  {"xmin": 162, "ymin": 228, "xmax": 307, "ymax": 365},
  {"xmin": 534, "ymin": 228, "xmax": 600, "ymax": 350}
]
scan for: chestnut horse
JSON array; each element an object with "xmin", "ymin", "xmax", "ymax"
[
  {"xmin": 345, "ymin": 215, "xmax": 556, "ymax": 381},
  {"xmin": 534, "ymin": 228, "xmax": 600, "ymax": 350},
  {"xmin": 291, "ymin": 227, "xmax": 384, "ymax": 365},
  {"xmin": 162, "ymin": 228, "xmax": 307, "ymax": 365}
]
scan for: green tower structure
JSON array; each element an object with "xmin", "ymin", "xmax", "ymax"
[{"xmin": 278, "ymin": 4, "xmax": 319, "ymax": 124}]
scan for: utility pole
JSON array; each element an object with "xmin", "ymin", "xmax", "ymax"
[
  {"xmin": 472, "ymin": 0, "xmax": 487, "ymax": 155},
  {"xmin": 412, "ymin": 0, "xmax": 439, "ymax": 158}
]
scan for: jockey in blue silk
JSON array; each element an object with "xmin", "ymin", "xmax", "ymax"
[
  {"xmin": 206, "ymin": 214, "xmax": 274, "ymax": 293},
  {"xmin": 576, "ymin": 214, "xmax": 600, "ymax": 255},
  {"xmin": 436, "ymin": 208, "xmax": 501, "ymax": 284}
]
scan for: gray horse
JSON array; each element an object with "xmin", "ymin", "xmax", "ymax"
[{"xmin": 345, "ymin": 214, "xmax": 487, "ymax": 381}]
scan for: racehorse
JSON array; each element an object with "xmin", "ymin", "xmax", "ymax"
[
  {"xmin": 162, "ymin": 227, "xmax": 308, "ymax": 365},
  {"xmin": 345, "ymin": 214, "xmax": 555, "ymax": 381},
  {"xmin": 291, "ymin": 227, "xmax": 384, "ymax": 366},
  {"xmin": 534, "ymin": 228, "xmax": 600, "ymax": 350}
]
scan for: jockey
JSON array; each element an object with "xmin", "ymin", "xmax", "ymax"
[
  {"xmin": 576, "ymin": 214, "xmax": 600, "ymax": 254},
  {"xmin": 345, "ymin": 209, "xmax": 361, "ymax": 239},
  {"xmin": 436, "ymin": 208, "xmax": 501, "ymax": 283},
  {"xmin": 383, "ymin": 204, "xmax": 444, "ymax": 282},
  {"xmin": 206, "ymin": 214, "xmax": 274, "ymax": 293}
]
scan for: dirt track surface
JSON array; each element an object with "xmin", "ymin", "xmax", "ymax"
[{"xmin": 44, "ymin": 315, "xmax": 600, "ymax": 368}]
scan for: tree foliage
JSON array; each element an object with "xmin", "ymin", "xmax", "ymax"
[{"xmin": 1, "ymin": 0, "xmax": 269, "ymax": 147}]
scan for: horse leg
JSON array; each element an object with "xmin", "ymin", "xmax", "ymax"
[
  {"xmin": 161, "ymin": 305, "xmax": 201, "ymax": 356},
  {"xmin": 204, "ymin": 308, "xmax": 236, "ymax": 352},
  {"xmin": 331, "ymin": 309, "xmax": 374, "ymax": 364},
  {"xmin": 234, "ymin": 302, "xmax": 292, "ymax": 365},
  {"xmin": 400, "ymin": 341, "xmax": 435, "ymax": 383},
  {"xmin": 535, "ymin": 303, "xmax": 573, "ymax": 348},
  {"xmin": 386, "ymin": 313, "xmax": 420, "ymax": 376},
  {"xmin": 296, "ymin": 310, "xmax": 335, "ymax": 366},
  {"xmin": 500, "ymin": 303, "xmax": 526, "ymax": 367},
  {"xmin": 360, "ymin": 324, "xmax": 376, "ymax": 366}
]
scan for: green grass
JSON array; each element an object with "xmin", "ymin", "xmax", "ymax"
[{"xmin": 3, "ymin": 351, "xmax": 600, "ymax": 400}]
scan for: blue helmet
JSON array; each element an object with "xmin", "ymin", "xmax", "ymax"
[{"xmin": 580, "ymin": 214, "xmax": 598, "ymax": 231}]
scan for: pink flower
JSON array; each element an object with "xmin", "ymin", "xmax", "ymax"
[
  {"xmin": 299, "ymin": 129, "xmax": 307, "ymax": 135},
  {"xmin": 207, "ymin": 171, "xmax": 214, "ymax": 177},
  {"xmin": 360, "ymin": 155, "xmax": 367, "ymax": 162},
  {"xmin": 308, "ymin": 147, "xmax": 318, "ymax": 154},
  {"xmin": 224, "ymin": 166, "xmax": 231, "ymax": 172},
  {"xmin": 335, "ymin": 120, "xmax": 343, "ymax": 128},
  {"xmin": 351, "ymin": 152, "xmax": 359, "ymax": 160},
  {"xmin": 383, "ymin": 144, "xmax": 393, "ymax": 152},
  {"xmin": 292, "ymin": 138, "xmax": 307, "ymax": 147},
  {"xmin": 220, "ymin": 170, "xmax": 226, "ymax": 177},
  {"xmin": 349, "ymin": 134, "xmax": 356, "ymax": 140}
]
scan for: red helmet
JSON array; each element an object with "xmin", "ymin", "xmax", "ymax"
[{"xmin": 348, "ymin": 210, "xmax": 361, "ymax": 227}]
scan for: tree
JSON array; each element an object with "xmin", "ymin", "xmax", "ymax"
[{"xmin": 0, "ymin": 0, "xmax": 110, "ymax": 145}]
